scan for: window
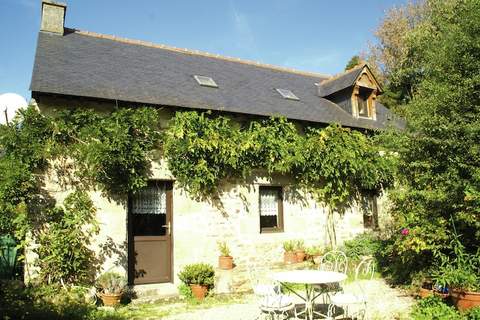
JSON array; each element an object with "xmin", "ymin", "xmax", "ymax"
[
  {"xmin": 259, "ymin": 186, "xmax": 284, "ymax": 233},
  {"xmin": 275, "ymin": 88, "xmax": 299, "ymax": 101},
  {"xmin": 360, "ymin": 194, "xmax": 379, "ymax": 229},
  {"xmin": 131, "ymin": 181, "xmax": 168, "ymax": 236},
  {"xmin": 357, "ymin": 87, "xmax": 372, "ymax": 118},
  {"xmin": 193, "ymin": 75, "xmax": 218, "ymax": 88}
]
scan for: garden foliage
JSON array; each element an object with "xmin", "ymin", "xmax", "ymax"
[{"xmin": 374, "ymin": 0, "xmax": 480, "ymax": 284}]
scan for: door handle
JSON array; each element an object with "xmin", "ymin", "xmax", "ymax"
[{"xmin": 162, "ymin": 221, "xmax": 171, "ymax": 236}]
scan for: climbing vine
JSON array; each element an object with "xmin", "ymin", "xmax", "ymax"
[
  {"xmin": 164, "ymin": 111, "xmax": 395, "ymax": 204},
  {"xmin": 0, "ymin": 105, "xmax": 395, "ymax": 283}
]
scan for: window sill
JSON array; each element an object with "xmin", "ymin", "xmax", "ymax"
[{"xmin": 260, "ymin": 228, "xmax": 284, "ymax": 234}]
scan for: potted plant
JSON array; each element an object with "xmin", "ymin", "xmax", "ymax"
[
  {"xmin": 178, "ymin": 263, "xmax": 215, "ymax": 300},
  {"xmin": 217, "ymin": 241, "xmax": 233, "ymax": 270},
  {"xmin": 295, "ymin": 240, "xmax": 306, "ymax": 263},
  {"xmin": 96, "ymin": 271, "xmax": 126, "ymax": 306},
  {"xmin": 306, "ymin": 245, "xmax": 323, "ymax": 263},
  {"xmin": 417, "ymin": 279, "xmax": 449, "ymax": 299},
  {"xmin": 283, "ymin": 240, "xmax": 297, "ymax": 264},
  {"xmin": 433, "ymin": 238, "xmax": 480, "ymax": 310}
]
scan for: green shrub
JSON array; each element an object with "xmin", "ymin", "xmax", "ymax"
[
  {"xmin": 178, "ymin": 263, "xmax": 214, "ymax": 288},
  {"xmin": 178, "ymin": 283, "xmax": 193, "ymax": 299},
  {"xmin": 464, "ymin": 307, "xmax": 480, "ymax": 320},
  {"xmin": 410, "ymin": 296, "xmax": 461, "ymax": 320},
  {"xmin": 0, "ymin": 280, "xmax": 127, "ymax": 320},
  {"xmin": 342, "ymin": 232, "xmax": 382, "ymax": 260}
]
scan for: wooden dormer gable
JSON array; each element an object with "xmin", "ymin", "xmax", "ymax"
[{"xmin": 317, "ymin": 64, "xmax": 383, "ymax": 121}]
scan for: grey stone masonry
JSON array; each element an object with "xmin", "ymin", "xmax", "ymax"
[{"xmin": 40, "ymin": 1, "xmax": 66, "ymax": 34}]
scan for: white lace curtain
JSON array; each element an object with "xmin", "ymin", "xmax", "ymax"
[
  {"xmin": 260, "ymin": 189, "xmax": 279, "ymax": 216},
  {"xmin": 132, "ymin": 183, "xmax": 167, "ymax": 215}
]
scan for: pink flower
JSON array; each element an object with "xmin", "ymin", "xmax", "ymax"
[{"xmin": 401, "ymin": 228, "xmax": 409, "ymax": 236}]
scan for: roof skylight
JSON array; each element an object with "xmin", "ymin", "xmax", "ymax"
[
  {"xmin": 193, "ymin": 75, "xmax": 218, "ymax": 88},
  {"xmin": 275, "ymin": 88, "xmax": 299, "ymax": 101}
]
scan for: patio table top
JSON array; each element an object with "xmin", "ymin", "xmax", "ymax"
[{"xmin": 272, "ymin": 270, "xmax": 347, "ymax": 285}]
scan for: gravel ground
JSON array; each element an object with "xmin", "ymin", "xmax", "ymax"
[{"xmin": 161, "ymin": 279, "xmax": 414, "ymax": 320}]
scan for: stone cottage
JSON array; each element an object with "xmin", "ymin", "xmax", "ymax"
[{"xmin": 29, "ymin": 1, "xmax": 399, "ymax": 294}]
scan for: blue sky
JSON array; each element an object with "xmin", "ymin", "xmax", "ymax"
[{"xmin": 0, "ymin": 0, "xmax": 405, "ymax": 100}]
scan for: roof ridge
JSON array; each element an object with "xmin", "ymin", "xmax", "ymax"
[
  {"xmin": 72, "ymin": 29, "xmax": 331, "ymax": 79},
  {"xmin": 318, "ymin": 64, "xmax": 365, "ymax": 85}
]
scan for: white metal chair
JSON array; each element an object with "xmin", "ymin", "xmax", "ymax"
[
  {"xmin": 318, "ymin": 250, "xmax": 348, "ymax": 274},
  {"xmin": 248, "ymin": 264, "xmax": 294, "ymax": 320},
  {"xmin": 328, "ymin": 257, "xmax": 375, "ymax": 320},
  {"xmin": 314, "ymin": 250, "xmax": 348, "ymax": 298}
]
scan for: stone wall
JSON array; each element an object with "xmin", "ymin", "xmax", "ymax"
[{"xmin": 30, "ymin": 95, "xmax": 390, "ymax": 295}]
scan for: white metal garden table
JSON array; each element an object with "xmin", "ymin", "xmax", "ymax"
[{"xmin": 272, "ymin": 270, "xmax": 347, "ymax": 320}]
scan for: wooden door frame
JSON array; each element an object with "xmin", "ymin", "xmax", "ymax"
[{"xmin": 127, "ymin": 180, "xmax": 174, "ymax": 285}]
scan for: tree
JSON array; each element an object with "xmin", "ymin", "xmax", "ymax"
[
  {"xmin": 367, "ymin": 1, "xmax": 428, "ymax": 109},
  {"xmin": 381, "ymin": 0, "xmax": 480, "ymax": 283},
  {"xmin": 345, "ymin": 55, "xmax": 362, "ymax": 71}
]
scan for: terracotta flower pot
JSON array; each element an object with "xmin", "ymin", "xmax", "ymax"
[
  {"xmin": 284, "ymin": 251, "xmax": 297, "ymax": 264},
  {"xmin": 100, "ymin": 292, "xmax": 122, "ymax": 306},
  {"xmin": 218, "ymin": 255, "xmax": 233, "ymax": 270},
  {"xmin": 295, "ymin": 250, "xmax": 306, "ymax": 263},
  {"xmin": 451, "ymin": 290, "xmax": 480, "ymax": 311},
  {"xmin": 190, "ymin": 284, "xmax": 208, "ymax": 300},
  {"xmin": 418, "ymin": 287, "xmax": 433, "ymax": 299}
]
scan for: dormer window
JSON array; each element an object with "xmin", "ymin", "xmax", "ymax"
[{"xmin": 357, "ymin": 87, "xmax": 373, "ymax": 118}]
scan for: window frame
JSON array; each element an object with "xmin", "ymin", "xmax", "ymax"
[
  {"xmin": 258, "ymin": 185, "xmax": 284, "ymax": 233},
  {"xmin": 357, "ymin": 87, "xmax": 373, "ymax": 119}
]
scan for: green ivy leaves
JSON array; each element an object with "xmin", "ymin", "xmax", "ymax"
[{"xmin": 164, "ymin": 111, "xmax": 395, "ymax": 208}]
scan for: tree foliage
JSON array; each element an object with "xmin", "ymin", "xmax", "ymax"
[
  {"xmin": 377, "ymin": 0, "xmax": 480, "ymax": 283},
  {"xmin": 367, "ymin": 1, "xmax": 428, "ymax": 109},
  {"xmin": 164, "ymin": 111, "xmax": 395, "ymax": 212},
  {"xmin": 345, "ymin": 55, "xmax": 362, "ymax": 71}
]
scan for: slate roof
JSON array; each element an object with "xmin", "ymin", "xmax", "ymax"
[
  {"xmin": 317, "ymin": 65, "xmax": 365, "ymax": 97},
  {"xmin": 30, "ymin": 30, "xmax": 399, "ymax": 130}
]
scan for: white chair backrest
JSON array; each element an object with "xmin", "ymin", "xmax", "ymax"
[
  {"xmin": 247, "ymin": 263, "xmax": 280, "ymax": 296},
  {"xmin": 319, "ymin": 250, "xmax": 348, "ymax": 274},
  {"xmin": 354, "ymin": 256, "xmax": 375, "ymax": 281}
]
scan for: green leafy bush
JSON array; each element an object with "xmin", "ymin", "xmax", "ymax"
[
  {"xmin": 178, "ymin": 263, "xmax": 215, "ymax": 288},
  {"xmin": 410, "ymin": 296, "xmax": 461, "ymax": 320},
  {"xmin": 432, "ymin": 235, "xmax": 480, "ymax": 292},
  {"xmin": 0, "ymin": 280, "xmax": 126, "ymax": 320},
  {"xmin": 35, "ymin": 191, "xmax": 99, "ymax": 285},
  {"xmin": 342, "ymin": 232, "xmax": 383, "ymax": 260},
  {"xmin": 464, "ymin": 307, "xmax": 480, "ymax": 320},
  {"xmin": 178, "ymin": 283, "xmax": 193, "ymax": 299}
]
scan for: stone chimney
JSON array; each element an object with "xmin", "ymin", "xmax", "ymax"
[{"xmin": 40, "ymin": 1, "xmax": 67, "ymax": 34}]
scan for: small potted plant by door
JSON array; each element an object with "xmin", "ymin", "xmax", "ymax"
[
  {"xmin": 178, "ymin": 263, "xmax": 215, "ymax": 300},
  {"xmin": 295, "ymin": 240, "xmax": 306, "ymax": 263},
  {"xmin": 283, "ymin": 240, "xmax": 297, "ymax": 265},
  {"xmin": 217, "ymin": 241, "xmax": 233, "ymax": 270},
  {"xmin": 96, "ymin": 271, "xmax": 127, "ymax": 307}
]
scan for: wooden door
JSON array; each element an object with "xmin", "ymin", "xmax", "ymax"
[{"xmin": 129, "ymin": 181, "xmax": 173, "ymax": 284}]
